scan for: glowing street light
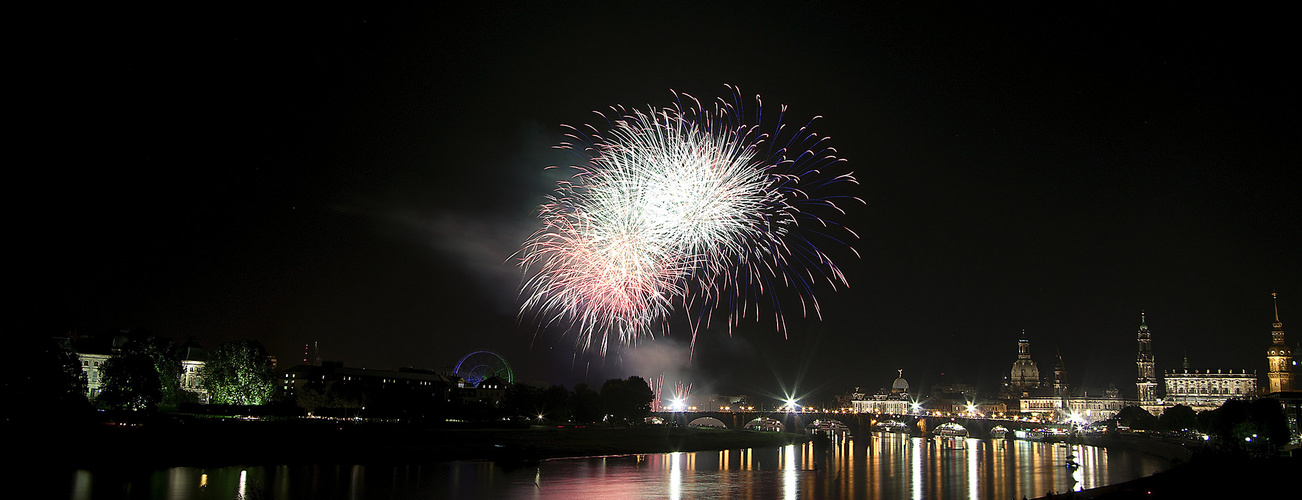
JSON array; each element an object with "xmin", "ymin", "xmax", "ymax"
[
  {"xmin": 1067, "ymin": 412, "xmax": 1085, "ymax": 426},
  {"xmin": 784, "ymin": 397, "xmax": 800, "ymax": 412},
  {"xmin": 670, "ymin": 398, "xmax": 686, "ymax": 412}
]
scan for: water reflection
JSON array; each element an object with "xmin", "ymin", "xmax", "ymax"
[{"xmin": 63, "ymin": 434, "xmax": 1170, "ymax": 499}]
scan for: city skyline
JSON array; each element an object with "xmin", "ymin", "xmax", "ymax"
[{"xmin": 14, "ymin": 4, "xmax": 1299, "ymax": 401}]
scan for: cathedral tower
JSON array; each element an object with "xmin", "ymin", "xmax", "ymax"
[
  {"xmin": 1267, "ymin": 292, "xmax": 1294, "ymax": 393},
  {"xmin": 1136, "ymin": 312, "xmax": 1157, "ymax": 402},
  {"xmin": 1053, "ymin": 350, "xmax": 1067, "ymax": 398}
]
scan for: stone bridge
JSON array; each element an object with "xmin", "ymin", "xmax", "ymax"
[{"xmin": 653, "ymin": 411, "xmax": 1057, "ymax": 438}]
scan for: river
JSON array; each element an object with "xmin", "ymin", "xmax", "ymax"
[{"xmin": 64, "ymin": 433, "xmax": 1171, "ymax": 499}]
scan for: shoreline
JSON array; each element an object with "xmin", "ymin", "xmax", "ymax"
[
  {"xmin": 1034, "ymin": 436, "xmax": 1298, "ymax": 499},
  {"xmin": 1040, "ymin": 455, "xmax": 1299, "ymax": 499}
]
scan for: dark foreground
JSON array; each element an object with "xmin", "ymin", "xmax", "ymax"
[{"xmin": 1040, "ymin": 455, "xmax": 1299, "ymax": 499}]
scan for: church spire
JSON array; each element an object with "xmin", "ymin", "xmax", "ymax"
[
  {"xmin": 1272, "ymin": 292, "xmax": 1287, "ymax": 344},
  {"xmin": 1274, "ymin": 291, "xmax": 1283, "ymax": 328}
]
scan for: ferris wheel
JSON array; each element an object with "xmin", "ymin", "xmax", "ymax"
[{"xmin": 454, "ymin": 350, "xmax": 514, "ymax": 387}]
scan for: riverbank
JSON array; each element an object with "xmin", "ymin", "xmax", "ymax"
[
  {"xmin": 1031, "ymin": 435, "xmax": 1298, "ymax": 499},
  {"xmin": 31, "ymin": 419, "xmax": 809, "ymax": 470},
  {"xmin": 1040, "ymin": 454, "xmax": 1299, "ymax": 499}
]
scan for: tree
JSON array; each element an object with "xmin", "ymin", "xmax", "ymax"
[
  {"xmin": 600, "ymin": 376, "xmax": 654, "ymax": 425},
  {"xmin": 1115, "ymin": 405, "xmax": 1158, "ymax": 431},
  {"xmin": 295, "ymin": 380, "xmax": 362, "ymax": 415},
  {"xmin": 572, "ymin": 383, "xmax": 603, "ymax": 423},
  {"xmin": 1247, "ymin": 398, "xmax": 1290, "ymax": 448},
  {"xmin": 202, "ymin": 340, "xmax": 276, "ymax": 405},
  {"xmin": 1202, "ymin": 398, "xmax": 1289, "ymax": 454},
  {"xmin": 503, "ymin": 383, "xmax": 545, "ymax": 418},
  {"xmin": 119, "ymin": 334, "xmax": 185, "ymax": 407},
  {"xmin": 543, "ymin": 385, "xmax": 574, "ymax": 422},
  {"xmin": 98, "ymin": 353, "xmax": 162, "ymax": 411},
  {"xmin": 2, "ymin": 335, "xmax": 89, "ymax": 416},
  {"xmin": 1158, "ymin": 404, "xmax": 1197, "ymax": 433}
]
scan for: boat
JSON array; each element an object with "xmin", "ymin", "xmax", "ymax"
[
  {"xmin": 934, "ymin": 421, "xmax": 969, "ymax": 437},
  {"xmin": 1064, "ymin": 454, "xmax": 1080, "ymax": 469},
  {"xmin": 872, "ymin": 419, "xmax": 910, "ymax": 434},
  {"xmin": 1013, "ymin": 429, "xmax": 1045, "ymax": 441}
]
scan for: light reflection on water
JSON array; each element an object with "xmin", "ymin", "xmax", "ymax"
[{"xmin": 63, "ymin": 434, "xmax": 1171, "ymax": 499}]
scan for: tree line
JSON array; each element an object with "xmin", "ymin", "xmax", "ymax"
[
  {"xmin": 5, "ymin": 330, "xmax": 656, "ymax": 426},
  {"xmin": 501, "ymin": 376, "xmax": 655, "ymax": 425},
  {"xmin": 1112, "ymin": 399, "xmax": 1291, "ymax": 455},
  {"xmin": 4, "ymin": 331, "xmax": 276, "ymax": 415}
]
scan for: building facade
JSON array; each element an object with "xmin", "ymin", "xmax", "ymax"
[
  {"xmin": 1065, "ymin": 394, "xmax": 1129, "ymax": 423},
  {"xmin": 1163, "ymin": 368, "xmax": 1257, "ymax": 411},
  {"xmin": 850, "ymin": 370, "xmax": 912, "ymax": 415},
  {"xmin": 78, "ymin": 352, "xmax": 112, "ymax": 399}
]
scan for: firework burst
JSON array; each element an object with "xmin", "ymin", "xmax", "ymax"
[{"xmin": 519, "ymin": 85, "xmax": 861, "ymax": 354}]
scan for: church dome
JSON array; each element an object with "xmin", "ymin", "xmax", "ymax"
[
  {"xmin": 891, "ymin": 373, "xmax": 909, "ymax": 393},
  {"xmin": 1010, "ymin": 359, "xmax": 1040, "ymax": 387}
]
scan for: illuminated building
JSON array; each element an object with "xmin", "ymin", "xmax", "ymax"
[
  {"xmin": 1163, "ymin": 366, "xmax": 1257, "ymax": 411},
  {"xmin": 178, "ymin": 345, "xmax": 209, "ymax": 403},
  {"xmin": 850, "ymin": 369, "xmax": 911, "ymax": 415},
  {"xmin": 1018, "ymin": 396, "xmax": 1062, "ymax": 419},
  {"xmin": 1063, "ymin": 386, "xmax": 1128, "ymax": 423},
  {"xmin": 852, "ymin": 397, "xmax": 910, "ymax": 415},
  {"xmin": 1136, "ymin": 312, "xmax": 1158, "ymax": 403},
  {"xmin": 78, "ymin": 352, "xmax": 111, "ymax": 398},
  {"xmin": 1266, "ymin": 292, "xmax": 1294, "ymax": 393},
  {"xmin": 1008, "ymin": 332, "xmax": 1041, "ymax": 395},
  {"xmin": 71, "ymin": 333, "xmax": 206, "ymax": 402}
]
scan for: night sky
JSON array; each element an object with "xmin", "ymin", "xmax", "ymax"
[{"xmin": 18, "ymin": 3, "xmax": 1298, "ymax": 404}]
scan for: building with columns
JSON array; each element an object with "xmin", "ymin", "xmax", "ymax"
[
  {"xmin": 1164, "ymin": 365, "xmax": 1257, "ymax": 412},
  {"xmin": 850, "ymin": 369, "xmax": 913, "ymax": 415}
]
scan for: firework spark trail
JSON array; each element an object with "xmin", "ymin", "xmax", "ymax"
[
  {"xmin": 673, "ymin": 382, "xmax": 693, "ymax": 409},
  {"xmin": 649, "ymin": 375, "xmax": 664, "ymax": 412},
  {"xmin": 519, "ymin": 85, "xmax": 862, "ymax": 354}
]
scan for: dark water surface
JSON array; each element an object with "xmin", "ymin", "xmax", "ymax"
[{"xmin": 65, "ymin": 434, "xmax": 1170, "ymax": 499}]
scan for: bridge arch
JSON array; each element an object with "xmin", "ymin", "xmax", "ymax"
[{"xmin": 687, "ymin": 417, "xmax": 729, "ymax": 429}]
